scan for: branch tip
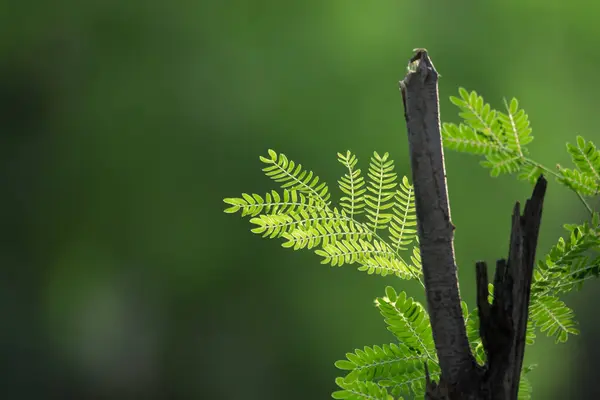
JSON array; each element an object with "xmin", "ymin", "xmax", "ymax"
[{"xmin": 406, "ymin": 48, "xmax": 438, "ymax": 82}]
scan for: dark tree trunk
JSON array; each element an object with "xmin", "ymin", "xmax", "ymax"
[{"xmin": 399, "ymin": 49, "xmax": 547, "ymax": 400}]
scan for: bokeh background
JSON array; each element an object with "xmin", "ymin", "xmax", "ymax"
[{"xmin": 3, "ymin": 1, "xmax": 600, "ymax": 399}]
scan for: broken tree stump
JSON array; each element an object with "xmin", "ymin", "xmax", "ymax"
[{"xmin": 400, "ymin": 48, "xmax": 547, "ymax": 399}]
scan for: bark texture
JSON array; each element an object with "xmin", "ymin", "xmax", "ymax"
[{"xmin": 399, "ymin": 49, "xmax": 547, "ymax": 399}]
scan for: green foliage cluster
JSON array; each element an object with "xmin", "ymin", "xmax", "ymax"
[
  {"xmin": 223, "ymin": 88, "xmax": 600, "ymax": 399},
  {"xmin": 441, "ymin": 89, "xmax": 600, "ymax": 346},
  {"xmin": 224, "ymin": 150, "xmax": 420, "ymax": 279}
]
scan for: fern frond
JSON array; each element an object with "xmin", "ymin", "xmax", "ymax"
[
  {"xmin": 365, "ymin": 152, "xmax": 397, "ymax": 233},
  {"xmin": 223, "ymin": 189, "xmax": 323, "ymax": 216},
  {"xmin": 389, "ymin": 177, "xmax": 417, "ymax": 252},
  {"xmin": 315, "ymin": 238, "xmax": 413, "ymax": 278},
  {"xmin": 464, "ymin": 303, "xmax": 494, "ymax": 365},
  {"xmin": 545, "ymin": 227, "xmax": 595, "ymax": 269},
  {"xmin": 315, "ymin": 238, "xmax": 393, "ymax": 266},
  {"xmin": 530, "ymin": 295, "xmax": 579, "ymax": 343},
  {"xmin": 378, "ymin": 362, "xmax": 440, "ymax": 399},
  {"xmin": 338, "ymin": 151, "xmax": 366, "ymax": 218},
  {"xmin": 357, "ymin": 255, "xmax": 413, "ymax": 279},
  {"xmin": 376, "ymin": 287, "xmax": 435, "ymax": 359},
  {"xmin": 498, "ymin": 98, "xmax": 533, "ymax": 157},
  {"xmin": 533, "ymin": 218, "xmax": 600, "ymax": 295},
  {"xmin": 260, "ymin": 149, "xmax": 331, "ymax": 203},
  {"xmin": 332, "ymin": 378, "xmax": 393, "ymax": 400},
  {"xmin": 446, "ymin": 89, "xmax": 541, "ymax": 181},
  {"xmin": 557, "ymin": 166, "xmax": 599, "ymax": 196},
  {"xmin": 464, "ymin": 307, "xmax": 484, "ymax": 360},
  {"xmin": 480, "ymin": 152, "xmax": 524, "ymax": 177},
  {"xmin": 246, "ymin": 206, "xmax": 361, "ymax": 244},
  {"xmin": 519, "ymin": 374, "xmax": 532, "ymax": 400},
  {"xmin": 410, "ymin": 243, "xmax": 422, "ymax": 273},
  {"xmin": 335, "ymin": 343, "xmax": 424, "ymax": 384},
  {"xmin": 461, "ymin": 302, "xmax": 471, "ymax": 332},
  {"xmin": 249, "ymin": 214, "xmax": 294, "ymax": 238},
  {"xmin": 517, "ymin": 163, "xmax": 544, "ymax": 184},
  {"xmin": 526, "ymin": 317, "xmax": 537, "ymax": 346},
  {"xmin": 449, "ymin": 88, "xmax": 504, "ymax": 145},
  {"xmin": 567, "ymin": 136, "xmax": 600, "ymax": 182},
  {"xmin": 226, "ymin": 150, "xmax": 421, "ymax": 281},
  {"xmin": 550, "ymin": 256, "xmax": 600, "ymax": 293},
  {"xmin": 281, "ymin": 213, "xmax": 371, "ymax": 250},
  {"xmin": 248, "ymin": 207, "xmax": 326, "ymax": 238},
  {"xmin": 441, "ymin": 123, "xmax": 505, "ymax": 155}
]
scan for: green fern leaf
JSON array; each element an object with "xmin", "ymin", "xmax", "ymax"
[
  {"xmin": 389, "ymin": 176, "xmax": 417, "ymax": 252},
  {"xmin": 315, "ymin": 238, "xmax": 357, "ymax": 263},
  {"xmin": 249, "ymin": 214, "xmax": 294, "ymax": 238},
  {"xmin": 378, "ymin": 362, "xmax": 439, "ymax": 399},
  {"xmin": 516, "ymin": 364, "xmax": 536, "ymax": 400},
  {"xmin": 555, "ymin": 255, "xmax": 600, "ymax": 293},
  {"xmin": 464, "ymin": 307, "xmax": 482, "ymax": 350},
  {"xmin": 223, "ymin": 189, "xmax": 324, "ymax": 216},
  {"xmin": 241, "ymin": 203, "xmax": 363, "ymax": 246},
  {"xmin": 441, "ymin": 122, "xmax": 505, "ymax": 155},
  {"xmin": 533, "ymin": 218, "xmax": 600, "ymax": 295},
  {"xmin": 517, "ymin": 163, "xmax": 544, "ymax": 184},
  {"xmin": 449, "ymin": 88, "xmax": 504, "ymax": 145},
  {"xmin": 315, "ymin": 238, "xmax": 413, "ymax": 278},
  {"xmin": 460, "ymin": 301, "xmax": 469, "ymax": 325},
  {"xmin": 335, "ymin": 343, "xmax": 425, "ymax": 384},
  {"xmin": 226, "ymin": 150, "xmax": 425, "ymax": 281},
  {"xmin": 376, "ymin": 287, "xmax": 435, "ymax": 359},
  {"xmin": 446, "ymin": 89, "xmax": 539, "ymax": 179},
  {"xmin": 497, "ymin": 98, "xmax": 533, "ymax": 157},
  {"xmin": 518, "ymin": 374, "xmax": 532, "ymax": 400},
  {"xmin": 315, "ymin": 238, "xmax": 390, "ymax": 267},
  {"xmin": 281, "ymin": 213, "xmax": 371, "ymax": 250},
  {"xmin": 530, "ymin": 295, "xmax": 579, "ymax": 343},
  {"xmin": 557, "ymin": 166, "xmax": 599, "ymax": 196},
  {"xmin": 332, "ymin": 378, "xmax": 393, "ymax": 400},
  {"xmin": 464, "ymin": 305, "xmax": 489, "ymax": 365},
  {"xmin": 357, "ymin": 255, "xmax": 413, "ymax": 279},
  {"xmin": 365, "ymin": 152, "xmax": 397, "ymax": 233},
  {"xmin": 247, "ymin": 207, "xmax": 324, "ymax": 238},
  {"xmin": 480, "ymin": 152, "xmax": 524, "ymax": 177},
  {"xmin": 566, "ymin": 136, "xmax": 600, "ymax": 182},
  {"xmin": 526, "ymin": 317, "xmax": 537, "ymax": 346},
  {"xmin": 338, "ymin": 151, "xmax": 366, "ymax": 218},
  {"xmin": 410, "ymin": 243, "xmax": 422, "ymax": 273},
  {"xmin": 260, "ymin": 149, "xmax": 331, "ymax": 203}
]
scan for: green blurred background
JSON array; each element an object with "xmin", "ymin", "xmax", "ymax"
[{"xmin": 2, "ymin": 1, "xmax": 600, "ymax": 398}]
